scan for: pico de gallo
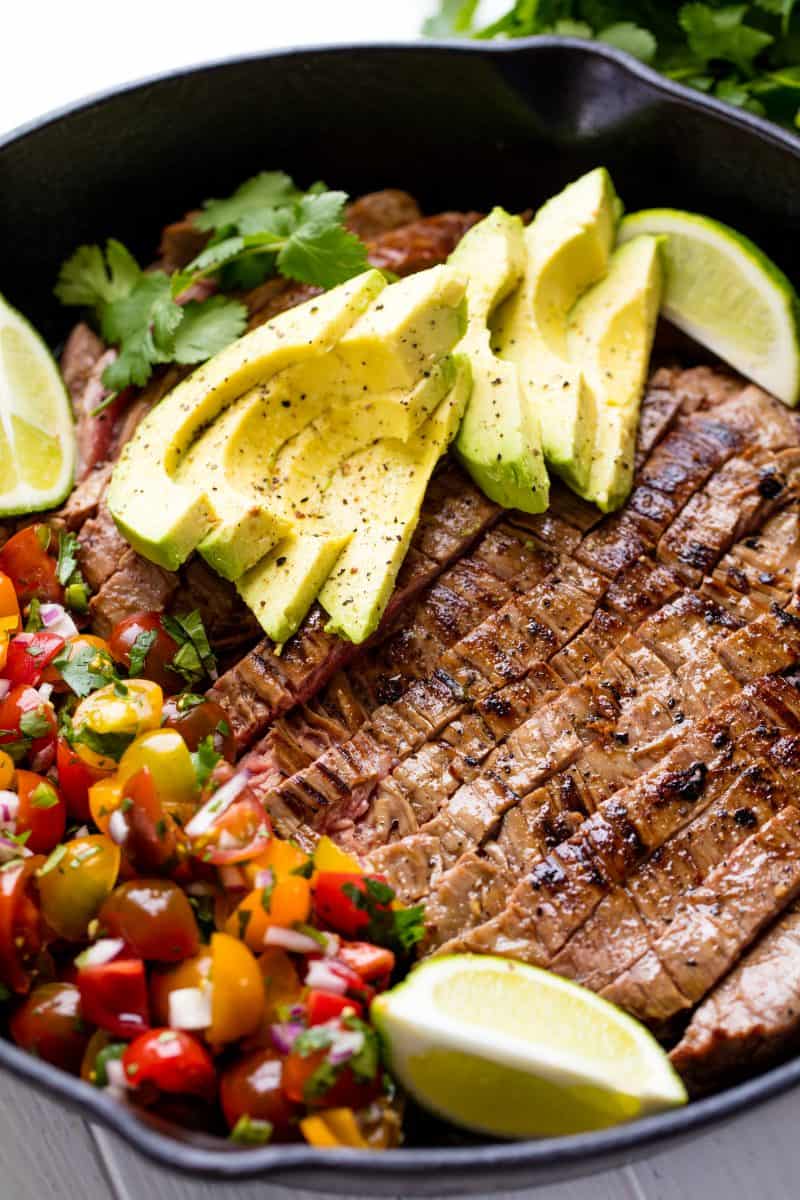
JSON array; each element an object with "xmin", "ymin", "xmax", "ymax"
[{"xmin": 0, "ymin": 523, "xmax": 421, "ymax": 1150}]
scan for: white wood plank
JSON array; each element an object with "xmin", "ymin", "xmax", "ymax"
[{"xmin": 0, "ymin": 1074, "xmax": 114, "ymax": 1200}]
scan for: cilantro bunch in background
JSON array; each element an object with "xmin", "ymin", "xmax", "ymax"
[
  {"xmin": 425, "ymin": 2, "xmax": 800, "ymax": 132},
  {"xmin": 55, "ymin": 172, "xmax": 370, "ymax": 393}
]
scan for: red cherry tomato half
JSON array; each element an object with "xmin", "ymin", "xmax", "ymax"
[
  {"xmin": 98, "ymin": 879, "xmax": 199, "ymax": 962},
  {"xmin": 306, "ymin": 989, "xmax": 364, "ymax": 1026},
  {"xmin": 220, "ymin": 1048, "xmax": 298, "ymax": 1137},
  {"xmin": 283, "ymin": 1040, "xmax": 381, "ymax": 1111},
  {"xmin": 191, "ymin": 793, "xmax": 271, "ymax": 866},
  {"xmin": 0, "ymin": 855, "xmax": 44, "ymax": 994},
  {"xmin": 162, "ymin": 696, "xmax": 236, "ymax": 761},
  {"xmin": 109, "ymin": 612, "xmax": 181, "ymax": 693},
  {"xmin": 0, "ymin": 526, "xmax": 62, "ymax": 608},
  {"xmin": 123, "ymin": 1029, "xmax": 216, "ymax": 1100},
  {"xmin": 312, "ymin": 872, "xmax": 390, "ymax": 938},
  {"xmin": 3, "ymin": 632, "xmax": 65, "ymax": 688},
  {"xmin": 56, "ymin": 737, "xmax": 112, "ymax": 823},
  {"xmin": 15, "ymin": 770, "xmax": 66, "ymax": 854},
  {"xmin": 0, "ymin": 685, "xmax": 57, "ymax": 765},
  {"xmin": 9, "ymin": 982, "xmax": 89, "ymax": 1073},
  {"xmin": 116, "ymin": 767, "xmax": 179, "ymax": 874},
  {"xmin": 77, "ymin": 953, "xmax": 150, "ymax": 1039}
]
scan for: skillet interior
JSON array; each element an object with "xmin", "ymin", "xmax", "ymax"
[{"xmin": 1, "ymin": 36, "xmax": 800, "ymax": 1193}]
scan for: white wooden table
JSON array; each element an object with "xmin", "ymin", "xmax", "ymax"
[{"xmin": 2, "ymin": 2, "xmax": 797, "ymax": 1194}]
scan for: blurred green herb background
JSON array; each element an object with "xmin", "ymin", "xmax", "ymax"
[{"xmin": 423, "ymin": 2, "xmax": 800, "ymax": 131}]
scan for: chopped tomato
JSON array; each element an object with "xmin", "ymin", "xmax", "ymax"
[
  {"xmin": 98, "ymin": 879, "xmax": 199, "ymax": 962},
  {"xmin": 113, "ymin": 767, "xmax": 180, "ymax": 874},
  {"xmin": 283, "ymin": 1042, "xmax": 381, "ymax": 1111},
  {"xmin": 71, "ymin": 679, "xmax": 163, "ymax": 772},
  {"xmin": 3, "ymin": 631, "xmax": 65, "ymax": 688},
  {"xmin": 338, "ymin": 941, "xmax": 395, "ymax": 985},
  {"xmin": 109, "ymin": 612, "xmax": 181, "ymax": 693},
  {"xmin": 123, "ymin": 1029, "xmax": 216, "ymax": 1100},
  {"xmin": 313, "ymin": 872, "xmax": 389, "ymax": 938},
  {"xmin": 0, "ymin": 749, "xmax": 14, "ymax": 790},
  {"xmin": 15, "ymin": 770, "xmax": 66, "ymax": 854},
  {"xmin": 0, "ymin": 526, "xmax": 62, "ymax": 608},
  {"xmin": 0, "ymin": 855, "xmax": 44, "ymax": 993},
  {"xmin": 190, "ymin": 792, "xmax": 271, "ymax": 866},
  {"xmin": 37, "ymin": 835, "xmax": 121, "ymax": 942},
  {"xmin": 306, "ymin": 990, "xmax": 364, "ymax": 1025},
  {"xmin": 77, "ymin": 951, "xmax": 150, "ymax": 1039},
  {"xmin": 162, "ymin": 696, "xmax": 236, "ymax": 761},
  {"xmin": 0, "ymin": 571, "xmax": 21, "ymax": 635},
  {"xmin": 57, "ymin": 737, "xmax": 113, "ymax": 823},
  {"xmin": 206, "ymin": 933, "xmax": 264, "ymax": 1045},
  {"xmin": 0, "ymin": 685, "xmax": 57, "ymax": 766},
  {"xmin": 226, "ymin": 875, "xmax": 311, "ymax": 952},
  {"xmin": 220, "ymin": 1048, "xmax": 298, "ymax": 1137},
  {"xmin": 9, "ymin": 982, "xmax": 89, "ymax": 1073},
  {"xmin": 149, "ymin": 949, "xmax": 212, "ymax": 1026}
]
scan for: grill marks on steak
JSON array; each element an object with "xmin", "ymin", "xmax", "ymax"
[{"xmin": 267, "ymin": 376, "xmax": 797, "ymax": 853}]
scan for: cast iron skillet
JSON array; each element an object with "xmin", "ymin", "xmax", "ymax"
[{"xmin": 2, "ymin": 36, "xmax": 800, "ymax": 1195}]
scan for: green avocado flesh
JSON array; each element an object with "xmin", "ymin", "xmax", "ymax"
[
  {"xmin": 492, "ymin": 168, "xmax": 619, "ymax": 493},
  {"xmin": 108, "ymin": 264, "xmax": 468, "ymax": 643},
  {"xmin": 450, "ymin": 208, "xmax": 549, "ymax": 514}
]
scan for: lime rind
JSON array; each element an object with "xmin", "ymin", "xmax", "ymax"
[
  {"xmin": 0, "ymin": 292, "xmax": 75, "ymax": 515},
  {"xmin": 618, "ymin": 208, "xmax": 800, "ymax": 407},
  {"xmin": 372, "ymin": 954, "xmax": 687, "ymax": 1138}
]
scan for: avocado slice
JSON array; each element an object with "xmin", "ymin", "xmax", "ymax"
[
  {"xmin": 319, "ymin": 356, "xmax": 472, "ymax": 642},
  {"xmin": 108, "ymin": 270, "xmax": 386, "ymax": 571},
  {"xmin": 492, "ymin": 168, "xmax": 619, "ymax": 493},
  {"xmin": 240, "ymin": 356, "xmax": 471, "ymax": 644},
  {"xmin": 449, "ymin": 208, "xmax": 549, "ymax": 514},
  {"xmin": 567, "ymin": 235, "xmax": 663, "ymax": 512}
]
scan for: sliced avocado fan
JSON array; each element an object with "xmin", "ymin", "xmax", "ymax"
[
  {"xmin": 492, "ymin": 168, "xmax": 619, "ymax": 493},
  {"xmin": 450, "ymin": 208, "xmax": 549, "ymax": 514}
]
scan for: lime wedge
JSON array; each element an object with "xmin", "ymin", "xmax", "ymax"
[
  {"xmin": 618, "ymin": 209, "xmax": 800, "ymax": 407},
  {"xmin": 371, "ymin": 955, "xmax": 686, "ymax": 1138},
  {"xmin": 0, "ymin": 292, "xmax": 75, "ymax": 514}
]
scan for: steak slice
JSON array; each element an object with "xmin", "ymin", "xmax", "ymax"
[{"xmin": 670, "ymin": 895, "xmax": 800, "ymax": 1092}]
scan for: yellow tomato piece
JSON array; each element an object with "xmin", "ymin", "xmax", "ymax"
[
  {"xmin": 80, "ymin": 1029, "xmax": 113, "ymax": 1084},
  {"xmin": 72, "ymin": 680, "xmax": 164, "ymax": 771},
  {"xmin": 37, "ymin": 835, "xmax": 121, "ymax": 941},
  {"xmin": 0, "ymin": 749, "xmax": 14, "ymax": 790},
  {"xmin": 227, "ymin": 876, "xmax": 312, "ymax": 952},
  {"xmin": 88, "ymin": 777, "xmax": 123, "ymax": 835},
  {"xmin": 313, "ymin": 835, "xmax": 362, "ymax": 875},
  {"xmin": 0, "ymin": 630, "xmax": 8, "ymax": 672},
  {"xmin": 245, "ymin": 836, "xmax": 310, "ymax": 885},
  {"xmin": 257, "ymin": 947, "xmax": 302, "ymax": 1022},
  {"xmin": 0, "ymin": 572, "xmax": 20, "ymax": 632},
  {"xmin": 301, "ymin": 1109, "xmax": 369, "ymax": 1149},
  {"xmin": 207, "ymin": 932, "xmax": 264, "ymax": 1045},
  {"xmin": 150, "ymin": 950, "xmax": 212, "ymax": 1026},
  {"xmin": 117, "ymin": 728, "xmax": 197, "ymax": 810}
]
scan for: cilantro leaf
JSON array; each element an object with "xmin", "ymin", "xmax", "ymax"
[
  {"xmin": 100, "ymin": 272, "xmax": 183, "ymax": 390},
  {"xmin": 127, "ymin": 630, "xmax": 157, "ymax": 679},
  {"xmin": 679, "ymin": 4, "xmax": 774, "ymax": 76},
  {"xmin": 72, "ymin": 725, "xmax": 135, "ymax": 762},
  {"xmin": 191, "ymin": 734, "xmax": 221, "ymax": 789},
  {"xmin": 422, "ymin": 0, "xmax": 480, "ymax": 35},
  {"xmin": 342, "ymin": 878, "xmax": 425, "ymax": 954},
  {"xmin": 172, "ymin": 296, "xmax": 248, "ymax": 364},
  {"xmin": 25, "ymin": 598, "xmax": 43, "ymax": 633},
  {"xmin": 195, "ymin": 171, "xmax": 306, "ymax": 232},
  {"xmin": 19, "ymin": 708, "xmax": 52, "ymax": 739},
  {"xmin": 54, "ymin": 239, "xmax": 140, "ymax": 307},
  {"xmin": 277, "ymin": 192, "xmax": 370, "ymax": 289},
  {"xmin": 53, "ymin": 643, "xmax": 119, "ymax": 697},
  {"xmin": 56, "ymin": 531, "xmax": 80, "ymax": 586},
  {"xmin": 162, "ymin": 610, "xmax": 217, "ymax": 686}
]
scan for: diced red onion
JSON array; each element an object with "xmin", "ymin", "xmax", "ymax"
[
  {"xmin": 305, "ymin": 959, "xmax": 348, "ymax": 994},
  {"xmin": 219, "ymin": 865, "xmax": 248, "ymax": 891},
  {"xmin": 79, "ymin": 938, "xmax": 125, "ymax": 967},
  {"xmin": 319, "ymin": 931, "xmax": 340, "ymax": 958},
  {"xmin": 328, "ymin": 1029, "xmax": 365, "ymax": 1066},
  {"xmin": 39, "ymin": 604, "xmax": 78, "ymax": 639},
  {"xmin": 0, "ymin": 836, "xmax": 31, "ymax": 863},
  {"xmin": 0, "ymin": 791, "xmax": 19, "ymax": 826},
  {"xmin": 105, "ymin": 1058, "xmax": 131, "ymax": 1093},
  {"xmin": 168, "ymin": 986, "xmax": 212, "ymax": 1031},
  {"xmin": 73, "ymin": 824, "xmax": 89, "ymax": 838},
  {"xmin": 108, "ymin": 809, "xmax": 129, "ymax": 846},
  {"xmin": 269, "ymin": 1021, "xmax": 305, "ymax": 1055},
  {"xmin": 254, "ymin": 868, "xmax": 274, "ymax": 889},
  {"xmin": 263, "ymin": 926, "xmax": 320, "ymax": 954},
  {"xmin": 37, "ymin": 683, "xmax": 54, "ymax": 703},
  {"xmin": 184, "ymin": 770, "xmax": 250, "ymax": 839},
  {"xmin": 0, "ymin": 680, "xmax": 10, "ymax": 701}
]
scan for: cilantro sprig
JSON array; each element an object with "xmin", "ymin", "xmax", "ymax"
[
  {"xmin": 425, "ymin": 2, "xmax": 800, "ymax": 131},
  {"xmin": 55, "ymin": 172, "xmax": 370, "ymax": 394},
  {"xmin": 162, "ymin": 610, "xmax": 217, "ymax": 687},
  {"xmin": 342, "ymin": 877, "xmax": 425, "ymax": 954}
]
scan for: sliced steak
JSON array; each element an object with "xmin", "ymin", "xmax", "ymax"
[
  {"xmin": 670, "ymin": 896, "xmax": 800, "ymax": 1092},
  {"xmin": 365, "ymin": 212, "xmax": 482, "ymax": 277},
  {"xmin": 345, "ymin": 190, "xmax": 422, "ymax": 240}
]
